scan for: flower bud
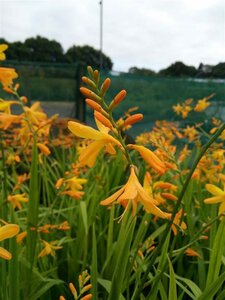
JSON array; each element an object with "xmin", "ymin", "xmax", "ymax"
[
  {"xmin": 81, "ymin": 76, "xmax": 96, "ymax": 89},
  {"xmin": 85, "ymin": 99, "xmax": 102, "ymax": 112},
  {"xmin": 93, "ymin": 70, "xmax": 100, "ymax": 84},
  {"xmin": 100, "ymin": 78, "xmax": 111, "ymax": 96},
  {"xmin": 109, "ymin": 90, "xmax": 127, "ymax": 110},
  {"xmin": 87, "ymin": 66, "xmax": 94, "ymax": 78},
  {"xmin": 80, "ymin": 87, "xmax": 102, "ymax": 102},
  {"xmin": 69, "ymin": 282, "xmax": 78, "ymax": 298},
  {"xmin": 123, "ymin": 113, "xmax": 143, "ymax": 127},
  {"xmin": 94, "ymin": 111, "xmax": 113, "ymax": 129},
  {"xmin": 80, "ymin": 295, "xmax": 93, "ymax": 300}
]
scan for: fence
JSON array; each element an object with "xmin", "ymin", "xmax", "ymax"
[{"xmin": 1, "ymin": 61, "xmax": 225, "ymax": 136}]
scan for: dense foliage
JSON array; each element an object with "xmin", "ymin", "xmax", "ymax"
[{"xmin": 0, "ymin": 36, "xmax": 113, "ymax": 70}]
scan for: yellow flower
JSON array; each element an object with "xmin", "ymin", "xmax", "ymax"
[
  {"xmin": 37, "ymin": 143, "xmax": 51, "ymax": 156},
  {"xmin": 0, "ymin": 44, "xmax": 8, "ymax": 61},
  {"xmin": 194, "ymin": 97, "xmax": 210, "ymax": 112},
  {"xmin": 68, "ymin": 119, "xmax": 122, "ymax": 167},
  {"xmin": 173, "ymin": 102, "xmax": 192, "ymax": 118},
  {"xmin": 185, "ymin": 248, "xmax": 201, "ymax": 258},
  {"xmin": 38, "ymin": 240, "xmax": 63, "ymax": 258},
  {"xmin": 100, "ymin": 165, "xmax": 168, "ymax": 218},
  {"xmin": 8, "ymin": 193, "xmax": 29, "ymax": 210},
  {"xmin": 0, "ymin": 224, "xmax": 19, "ymax": 260},
  {"xmin": 153, "ymin": 181, "xmax": 177, "ymax": 191},
  {"xmin": 16, "ymin": 231, "xmax": 27, "ymax": 244},
  {"xmin": 127, "ymin": 144, "xmax": 167, "ymax": 174},
  {"xmin": 204, "ymin": 184, "xmax": 225, "ymax": 215},
  {"xmin": 173, "ymin": 103, "xmax": 183, "ymax": 115},
  {"xmin": 0, "ymin": 99, "xmax": 20, "ymax": 114},
  {"xmin": 0, "ymin": 67, "xmax": 18, "ymax": 88},
  {"xmin": 23, "ymin": 101, "xmax": 47, "ymax": 125},
  {"xmin": 170, "ymin": 209, "xmax": 187, "ymax": 236},
  {"xmin": 0, "ymin": 113, "xmax": 22, "ymax": 130},
  {"xmin": 60, "ymin": 176, "xmax": 87, "ymax": 199},
  {"xmin": 183, "ymin": 125, "xmax": 198, "ymax": 142}
]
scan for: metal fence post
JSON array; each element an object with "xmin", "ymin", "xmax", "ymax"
[{"xmin": 75, "ymin": 63, "xmax": 86, "ymax": 122}]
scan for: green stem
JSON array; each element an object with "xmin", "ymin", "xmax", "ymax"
[{"xmin": 132, "ymin": 123, "xmax": 225, "ymax": 300}]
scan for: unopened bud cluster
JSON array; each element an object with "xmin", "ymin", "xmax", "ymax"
[{"xmin": 80, "ymin": 66, "xmax": 143, "ymax": 136}]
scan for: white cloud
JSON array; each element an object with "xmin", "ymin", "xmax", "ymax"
[{"xmin": 0, "ymin": 0, "xmax": 224, "ymax": 71}]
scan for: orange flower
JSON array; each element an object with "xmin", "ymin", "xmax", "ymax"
[
  {"xmin": 0, "ymin": 44, "xmax": 8, "ymax": 60},
  {"xmin": 100, "ymin": 165, "xmax": 168, "ymax": 218},
  {"xmin": 16, "ymin": 231, "xmax": 27, "ymax": 244},
  {"xmin": 68, "ymin": 118, "xmax": 122, "ymax": 167},
  {"xmin": 0, "ymin": 67, "xmax": 18, "ymax": 88},
  {"xmin": 58, "ymin": 176, "xmax": 87, "ymax": 200},
  {"xmin": 204, "ymin": 183, "xmax": 225, "ymax": 215},
  {"xmin": 127, "ymin": 144, "xmax": 167, "ymax": 174},
  {"xmin": 0, "ymin": 99, "xmax": 20, "ymax": 114},
  {"xmin": 170, "ymin": 209, "xmax": 187, "ymax": 236},
  {"xmin": 37, "ymin": 143, "xmax": 51, "ymax": 156},
  {"xmin": 194, "ymin": 95, "xmax": 213, "ymax": 112},
  {"xmin": 8, "ymin": 193, "xmax": 29, "ymax": 210},
  {"xmin": 0, "ymin": 113, "xmax": 22, "ymax": 130},
  {"xmin": 185, "ymin": 248, "xmax": 201, "ymax": 258},
  {"xmin": 38, "ymin": 240, "xmax": 62, "ymax": 257},
  {"xmin": 0, "ymin": 224, "xmax": 20, "ymax": 260}
]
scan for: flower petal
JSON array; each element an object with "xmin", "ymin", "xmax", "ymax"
[
  {"xmin": 204, "ymin": 196, "xmax": 225, "ymax": 204},
  {"xmin": 128, "ymin": 144, "xmax": 166, "ymax": 174},
  {"xmin": 0, "ymin": 224, "xmax": 19, "ymax": 242},
  {"xmin": 0, "ymin": 247, "xmax": 12, "ymax": 260},
  {"xmin": 206, "ymin": 184, "xmax": 224, "ymax": 196},
  {"xmin": 219, "ymin": 201, "xmax": 225, "ymax": 215},
  {"xmin": 68, "ymin": 121, "xmax": 103, "ymax": 140},
  {"xmin": 79, "ymin": 140, "xmax": 104, "ymax": 167},
  {"xmin": 100, "ymin": 186, "xmax": 125, "ymax": 206}
]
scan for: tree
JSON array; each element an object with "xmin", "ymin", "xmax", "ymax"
[
  {"xmin": 66, "ymin": 45, "xmax": 113, "ymax": 70},
  {"xmin": 211, "ymin": 63, "xmax": 225, "ymax": 78},
  {"xmin": 128, "ymin": 67, "xmax": 156, "ymax": 76},
  {"xmin": 24, "ymin": 36, "xmax": 65, "ymax": 62},
  {"xmin": 159, "ymin": 61, "xmax": 197, "ymax": 77}
]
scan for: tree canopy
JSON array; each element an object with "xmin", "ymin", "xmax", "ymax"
[
  {"xmin": 66, "ymin": 45, "xmax": 113, "ymax": 70},
  {"xmin": 128, "ymin": 67, "xmax": 156, "ymax": 76},
  {"xmin": 158, "ymin": 61, "xmax": 197, "ymax": 77},
  {"xmin": 0, "ymin": 36, "xmax": 113, "ymax": 70}
]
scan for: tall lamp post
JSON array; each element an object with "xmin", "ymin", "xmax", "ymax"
[{"xmin": 99, "ymin": 0, "xmax": 103, "ymax": 70}]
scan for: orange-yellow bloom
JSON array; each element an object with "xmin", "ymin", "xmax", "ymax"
[
  {"xmin": 38, "ymin": 240, "xmax": 62, "ymax": 257},
  {"xmin": 69, "ymin": 282, "xmax": 77, "ymax": 297},
  {"xmin": 37, "ymin": 143, "xmax": 51, "ymax": 156},
  {"xmin": 123, "ymin": 113, "xmax": 143, "ymax": 127},
  {"xmin": 100, "ymin": 165, "xmax": 168, "ymax": 218},
  {"xmin": 0, "ymin": 44, "xmax": 8, "ymax": 60},
  {"xmin": 0, "ymin": 67, "xmax": 18, "ymax": 88},
  {"xmin": 68, "ymin": 119, "xmax": 122, "ymax": 167},
  {"xmin": 0, "ymin": 99, "xmax": 20, "ymax": 114},
  {"xmin": 170, "ymin": 209, "xmax": 187, "ymax": 236},
  {"xmin": 0, "ymin": 224, "xmax": 19, "ymax": 260},
  {"xmin": 204, "ymin": 183, "xmax": 225, "ymax": 215},
  {"xmin": 16, "ymin": 231, "xmax": 27, "ymax": 244},
  {"xmin": 194, "ymin": 95, "xmax": 213, "ymax": 112},
  {"xmin": 153, "ymin": 181, "xmax": 177, "ymax": 191},
  {"xmin": 0, "ymin": 113, "xmax": 22, "ymax": 130},
  {"xmin": 80, "ymin": 294, "xmax": 93, "ymax": 300},
  {"xmin": 59, "ymin": 176, "xmax": 87, "ymax": 199},
  {"xmin": 128, "ymin": 144, "xmax": 167, "ymax": 174},
  {"xmin": 185, "ymin": 248, "xmax": 201, "ymax": 258},
  {"xmin": 8, "ymin": 193, "xmax": 29, "ymax": 210}
]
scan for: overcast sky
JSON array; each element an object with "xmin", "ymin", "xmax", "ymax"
[{"xmin": 0, "ymin": 0, "xmax": 224, "ymax": 72}]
